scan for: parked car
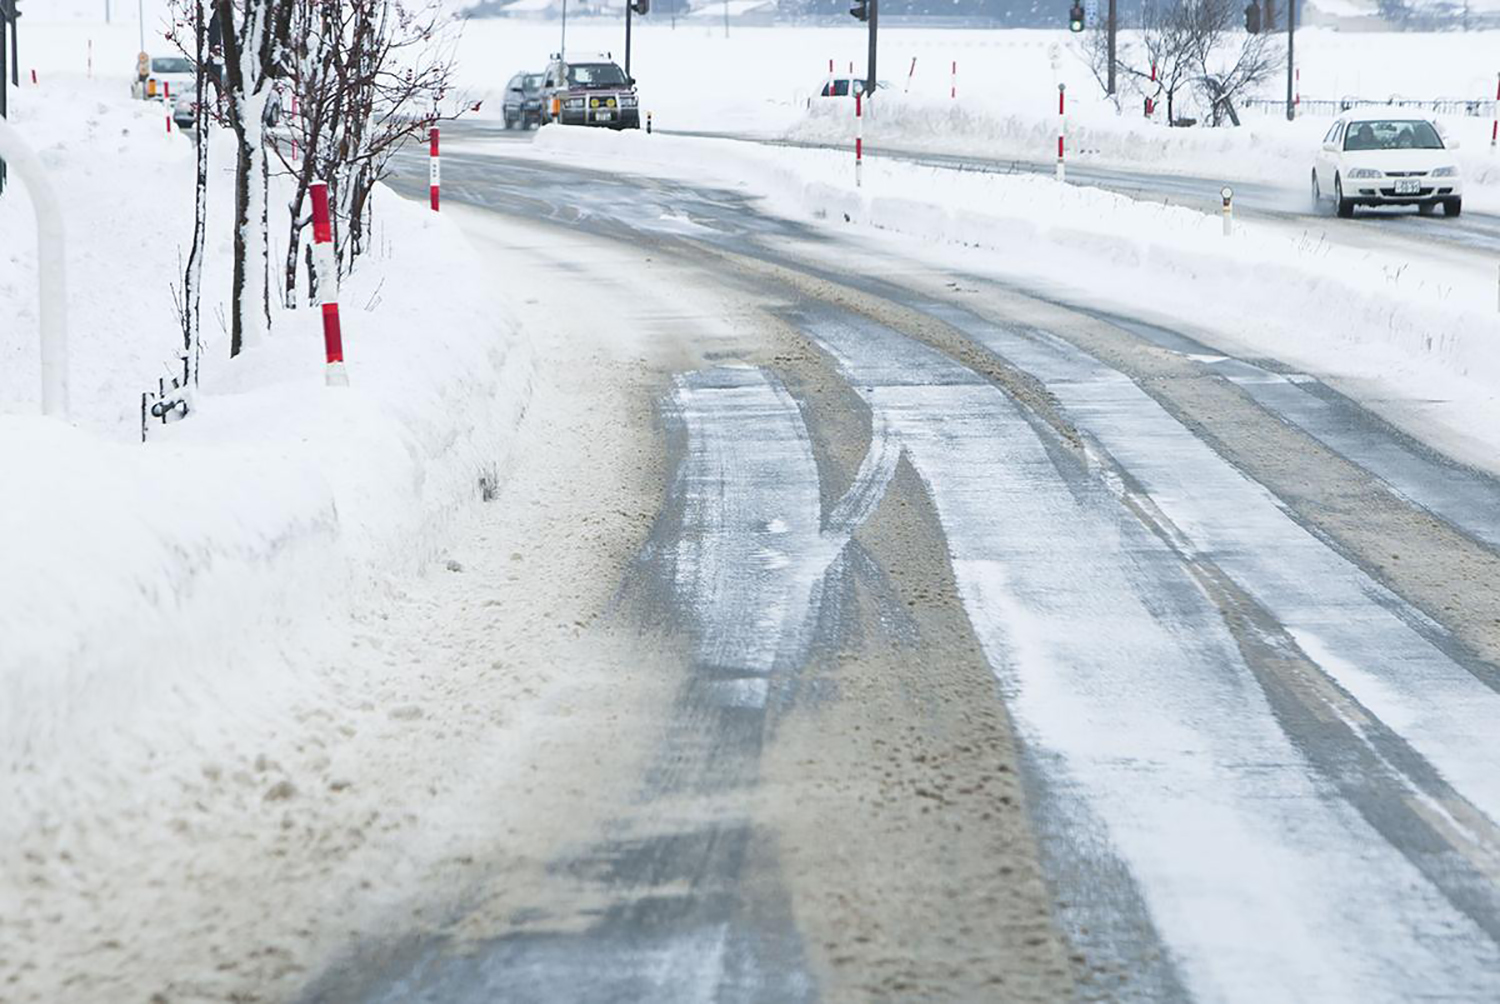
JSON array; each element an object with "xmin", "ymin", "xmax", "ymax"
[
  {"xmin": 540, "ymin": 54, "xmax": 640, "ymax": 130},
  {"xmin": 1312, "ymin": 109, "xmax": 1462, "ymax": 218},
  {"xmin": 503, "ymin": 71, "xmax": 546, "ymax": 130},
  {"xmin": 807, "ymin": 77, "xmax": 894, "ymax": 108},
  {"xmin": 133, "ymin": 55, "xmax": 195, "ymax": 103}
]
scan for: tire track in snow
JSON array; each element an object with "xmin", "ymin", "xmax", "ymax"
[
  {"xmin": 795, "ymin": 306, "xmax": 1500, "ymax": 1003},
  {"xmin": 665, "ymin": 365, "xmax": 898, "ymax": 701}
]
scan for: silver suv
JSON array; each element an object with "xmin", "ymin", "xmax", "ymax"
[{"xmin": 540, "ymin": 54, "xmax": 640, "ymax": 130}]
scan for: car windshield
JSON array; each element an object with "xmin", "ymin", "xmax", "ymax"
[
  {"xmin": 567, "ymin": 63, "xmax": 627, "ymax": 88},
  {"xmin": 152, "ymin": 57, "xmax": 193, "ymax": 74},
  {"xmin": 1343, "ymin": 119, "xmax": 1444, "ymax": 151},
  {"xmin": 524, "ymin": 74, "xmax": 544, "ymax": 91}
]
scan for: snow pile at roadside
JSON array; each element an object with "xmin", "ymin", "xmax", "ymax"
[
  {"xmin": 1, "ymin": 77, "xmax": 535, "ymax": 832},
  {"xmin": 530, "ymin": 126, "xmax": 1499, "ymax": 444}
]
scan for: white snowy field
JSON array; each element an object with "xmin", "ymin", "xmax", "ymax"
[{"xmin": 514, "ymin": 124, "xmax": 1500, "ymax": 471}]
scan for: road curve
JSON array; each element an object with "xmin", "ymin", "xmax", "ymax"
[{"xmin": 297, "ymin": 124, "xmax": 1500, "ymax": 1003}]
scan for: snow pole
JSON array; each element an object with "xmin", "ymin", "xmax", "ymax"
[
  {"xmin": 1146, "ymin": 62, "xmax": 1156, "ymax": 117},
  {"xmin": 829, "ymin": 58, "xmax": 833, "ymax": 74},
  {"xmin": 646, "ymin": 110, "xmax": 653, "ymax": 133},
  {"xmin": 855, "ymin": 90, "xmax": 864, "ymax": 188},
  {"xmin": 905, "ymin": 56, "xmax": 916, "ymax": 94},
  {"xmin": 1491, "ymin": 73, "xmax": 1499, "ymax": 152},
  {"xmin": 88, "ymin": 40, "xmax": 92, "ymax": 79},
  {"xmin": 164, "ymin": 80, "xmax": 171, "ymax": 133},
  {"xmin": 30, "ymin": 68, "xmax": 36, "ymax": 85},
  {"xmin": 1056, "ymin": 83, "xmax": 1066, "ymax": 183},
  {"xmin": 951, "ymin": 60, "xmax": 956, "ymax": 100},
  {"xmin": 1221, "ymin": 186, "xmax": 1234, "ymax": 237},
  {"xmin": 429, "ymin": 126, "xmax": 440, "ymax": 212},
  {"xmin": 309, "ymin": 181, "xmax": 348, "ymax": 387},
  {"xmin": 0, "ymin": 116, "xmax": 70, "ymax": 418}
]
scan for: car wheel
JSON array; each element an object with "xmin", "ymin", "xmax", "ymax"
[
  {"xmin": 503, "ymin": 113, "xmax": 514, "ymax": 130},
  {"xmin": 1311, "ymin": 171, "xmax": 1323, "ymax": 212},
  {"xmin": 1444, "ymin": 196, "xmax": 1462, "ymax": 217},
  {"xmin": 1335, "ymin": 176, "xmax": 1355, "ymax": 219}
]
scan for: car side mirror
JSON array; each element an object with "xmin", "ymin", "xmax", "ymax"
[{"xmin": 627, "ymin": 77, "xmax": 636, "ymax": 87}]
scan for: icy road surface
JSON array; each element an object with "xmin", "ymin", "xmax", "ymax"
[{"xmin": 297, "ymin": 124, "xmax": 1500, "ymax": 1003}]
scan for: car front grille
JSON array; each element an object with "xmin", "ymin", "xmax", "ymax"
[{"xmin": 1377, "ymin": 187, "xmax": 1435, "ymax": 198}]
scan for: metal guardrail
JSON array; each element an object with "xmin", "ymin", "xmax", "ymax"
[{"xmin": 1243, "ymin": 97, "xmax": 1499, "ymax": 118}]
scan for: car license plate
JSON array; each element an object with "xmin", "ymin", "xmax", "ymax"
[
  {"xmin": 1395, "ymin": 178, "xmax": 1419, "ymax": 195},
  {"xmin": 596, "ymin": 111, "xmax": 612, "ymax": 121}
]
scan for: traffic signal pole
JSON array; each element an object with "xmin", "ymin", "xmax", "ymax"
[
  {"xmin": 1107, "ymin": 0, "xmax": 1116, "ymax": 96},
  {"xmin": 865, "ymin": 0, "xmax": 877, "ymax": 101},
  {"xmin": 1285, "ymin": 0, "xmax": 1296, "ymax": 121},
  {"xmin": 625, "ymin": 0, "xmax": 632, "ymax": 78}
]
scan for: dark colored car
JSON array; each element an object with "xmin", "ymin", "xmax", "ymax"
[
  {"xmin": 540, "ymin": 55, "xmax": 640, "ymax": 130},
  {"xmin": 503, "ymin": 71, "xmax": 545, "ymax": 130}
]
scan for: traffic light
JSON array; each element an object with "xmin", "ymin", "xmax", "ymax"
[
  {"xmin": 1244, "ymin": 1, "xmax": 1261, "ymax": 32},
  {"xmin": 1068, "ymin": 1, "xmax": 1085, "ymax": 31},
  {"xmin": 631, "ymin": 0, "xmax": 648, "ymax": 11},
  {"xmin": 850, "ymin": 0, "xmax": 868, "ymax": 20}
]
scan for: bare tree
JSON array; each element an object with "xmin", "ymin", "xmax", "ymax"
[
  {"xmin": 1083, "ymin": 0, "xmax": 1282, "ymax": 127},
  {"xmin": 216, "ymin": 0, "xmax": 293, "ymax": 356},
  {"xmin": 270, "ymin": 0, "xmax": 464, "ymax": 309}
]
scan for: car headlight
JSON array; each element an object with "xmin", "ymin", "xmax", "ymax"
[
  {"xmin": 1346, "ymin": 168, "xmax": 1382, "ymax": 180},
  {"xmin": 1432, "ymin": 165, "xmax": 1458, "ymax": 178},
  {"xmin": 589, "ymin": 97, "xmax": 599, "ymax": 109},
  {"xmin": 564, "ymin": 98, "xmax": 584, "ymax": 110}
]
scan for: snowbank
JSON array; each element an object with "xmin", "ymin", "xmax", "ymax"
[
  {"xmin": 1, "ymin": 77, "xmax": 535, "ymax": 832},
  {"xmin": 526, "ymin": 125, "xmax": 1500, "ymax": 456}
]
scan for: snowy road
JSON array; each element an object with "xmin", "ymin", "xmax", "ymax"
[{"xmin": 298, "ymin": 125, "xmax": 1500, "ymax": 1002}]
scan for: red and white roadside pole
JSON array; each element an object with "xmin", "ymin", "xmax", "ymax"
[
  {"xmin": 1146, "ymin": 62, "xmax": 1157, "ymax": 117},
  {"xmin": 1056, "ymin": 83, "xmax": 1067, "ymax": 183},
  {"xmin": 905, "ymin": 56, "xmax": 916, "ymax": 95},
  {"xmin": 951, "ymin": 60, "xmax": 957, "ymax": 100},
  {"xmin": 164, "ymin": 81, "xmax": 171, "ymax": 133},
  {"xmin": 429, "ymin": 126, "xmax": 440, "ymax": 211},
  {"xmin": 309, "ymin": 182, "xmax": 348, "ymax": 387},
  {"xmin": 828, "ymin": 58, "xmax": 834, "ymax": 75},
  {"xmin": 87, "ymin": 40, "xmax": 92, "ymax": 80},
  {"xmin": 855, "ymin": 90, "xmax": 864, "ymax": 188},
  {"xmin": 1491, "ymin": 73, "xmax": 1499, "ymax": 152}
]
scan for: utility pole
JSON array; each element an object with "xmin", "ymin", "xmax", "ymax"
[
  {"xmin": 625, "ymin": 0, "xmax": 632, "ymax": 77},
  {"xmin": 1285, "ymin": 0, "xmax": 1295, "ymax": 121},
  {"xmin": 1106, "ymin": 0, "xmax": 1116, "ymax": 95},
  {"xmin": 560, "ymin": 0, "xmax": 567, "ymax": 59},
  {"xmin": 865, "ymin": 0, "xmax": 877, "ymax": 99},
  {"xmin": 138, "ymin": 0, "xmax": 144, "ymax": 52},
  {"xmin": 722, "ymin": 0, "xmax": 728, "ymax": 38}
]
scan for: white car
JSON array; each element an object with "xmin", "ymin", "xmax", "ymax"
[{"xmin": 1312, "ymin": 109, "xmax": 1462, "ymax": 218}]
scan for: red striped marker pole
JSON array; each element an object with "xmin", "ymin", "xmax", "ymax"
[
  {"xmin": 164, "ymin": 80, "xmax": 171, "ymax": 133},
  {"xmin": 30, "ymin": 69, "xmax": 37, "ymax": 85},
  {"xmin": 1056, "ymin": 83, "xmax": 1066, "ymax": 183},
  {"xmin": 429, "ymin": 126, "xmax": 440, "ymax": 211},
  {"xmin": 309, "ymin": 181, "xmax": 348, "ymax": 387},
  {"xmin": 905, "ymin": 56, "xmax": 916, "ymax": 94},
  {"xmin": 951, "ymin": 60, "xmax": 957, "ymax": 100},
  {"xmin": 1492, "ymin": 73, "xmax": 1499, "ymax": 152},
  {"xmin": 855, "ymin": 90, "xmax": 864, "ymax": 188}
]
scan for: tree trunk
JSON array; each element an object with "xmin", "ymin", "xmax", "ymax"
[{"xmin": 183, "ymin": 0, "xmax": 208, "ymax": 380}]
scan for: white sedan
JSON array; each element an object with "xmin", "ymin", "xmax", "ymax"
[{"xmin": 1311, "ymin": 110, "xmax": 1462, "ymax": 218}]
